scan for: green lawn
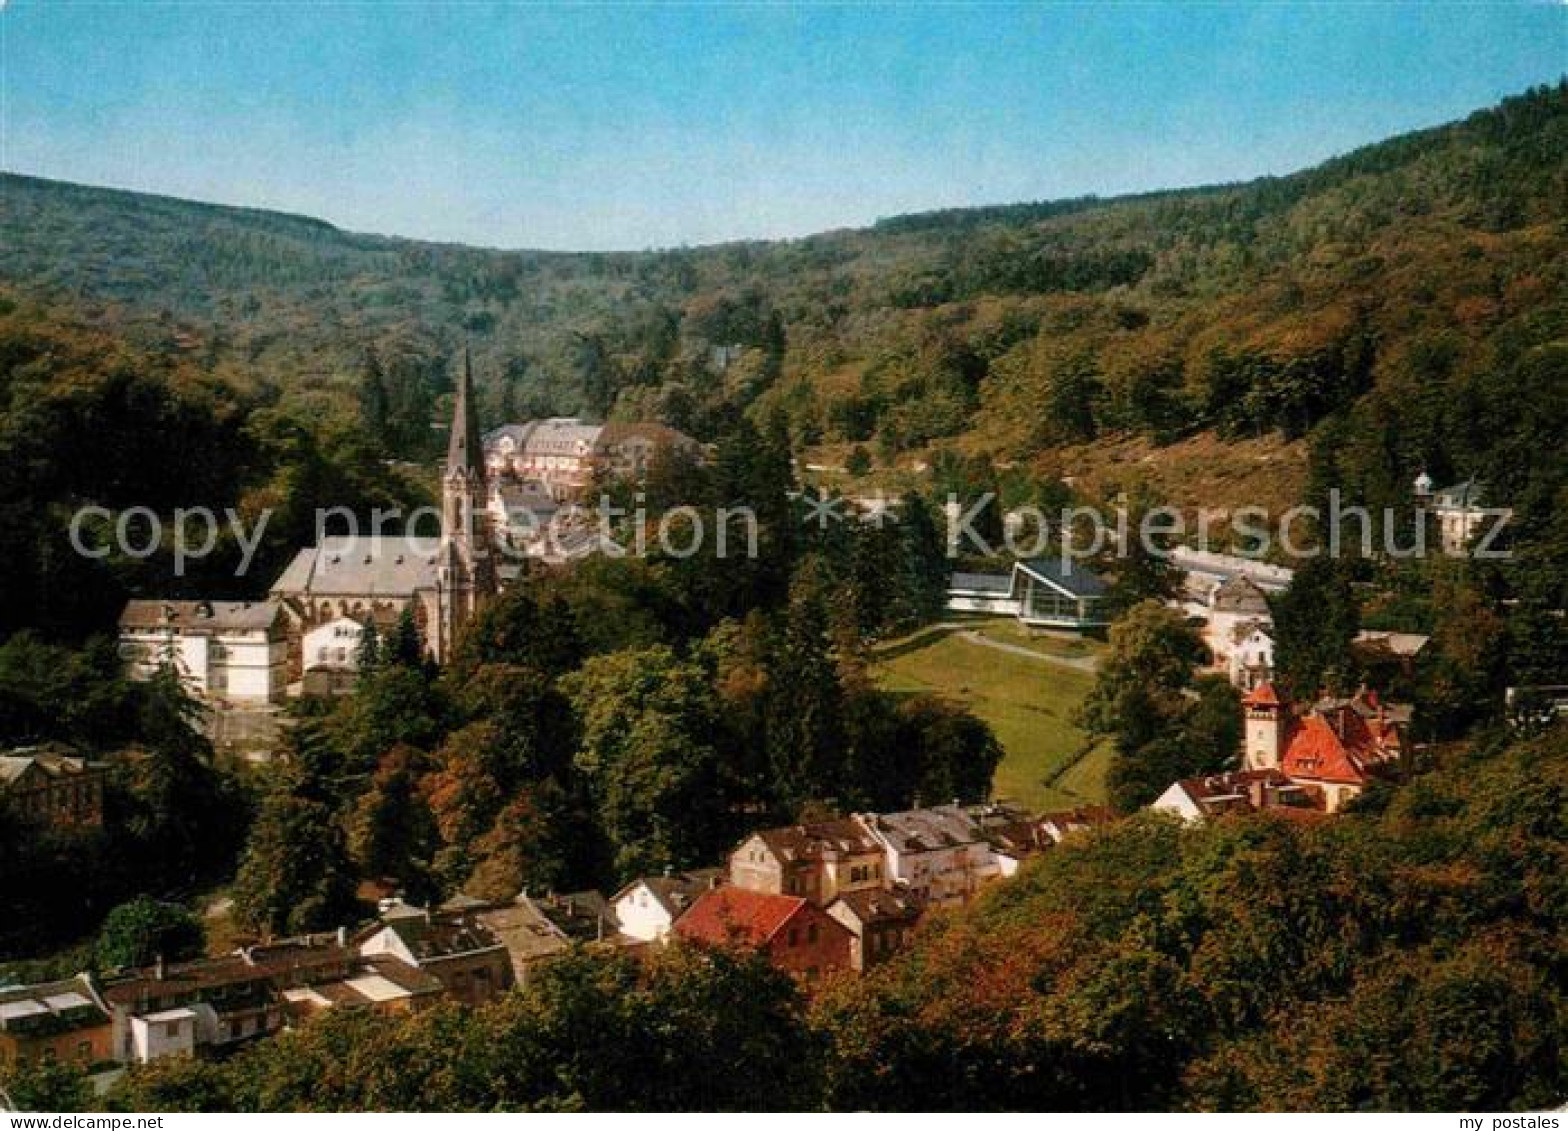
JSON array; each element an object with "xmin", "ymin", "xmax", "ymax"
[{"xmin": 872, "ymin": 625, "xmax": 1109, "ymax": 811}]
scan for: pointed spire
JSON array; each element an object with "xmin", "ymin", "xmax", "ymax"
[{"xmin": 447, "ymin": 346, "xmax": 484, "ymax": 479}]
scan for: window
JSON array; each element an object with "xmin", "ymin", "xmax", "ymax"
[
  {"xmin": 807, "ymin": 924, "xmax": 818, "ymax": 944},
  {"xmin": 787, "ymin": 927, "xmax": 799, "ymax": 947},
  {"xmin": 165, "ymin": 1021, "xmax": 181, "ymax": 1039},
  {"xmin": 76, "ymin": 1040, "xmax": 92, "ymax": 1062}
]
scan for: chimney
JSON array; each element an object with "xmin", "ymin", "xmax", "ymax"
[
  {"xmin": 336, "ymin": 925, "xmax": 347, "ymax": 947},
  {"xmin": 154, "ymin": 953, "xmax": 166, "ymax": 981},
  {"xmin": 1248, "ymin": 778, "xmax": 1266, "ymax": 810}
]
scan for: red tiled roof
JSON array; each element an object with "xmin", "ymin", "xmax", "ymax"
[
  {"xmin": 674, "ymin": 887, "xmax": 805, "ymax": 948},
  {"xmin": 1281, "ymin": 707, "xmax": 1399, "ymax": 786}
]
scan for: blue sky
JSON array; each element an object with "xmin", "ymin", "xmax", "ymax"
[{"xmin": 2, "ymin": 2, "xmax": 1563, "ymax": 250}]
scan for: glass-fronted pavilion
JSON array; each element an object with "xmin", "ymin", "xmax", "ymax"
[{"xmin": 945, "ymin": 558, "xmax": 1109, "ymax": 630}]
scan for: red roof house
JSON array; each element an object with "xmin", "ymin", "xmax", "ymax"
[
  {"xmin": 674, "ymin": 887, "xmax": 854, "ymax": 981},
  {"xmin": 1245, "ymin": 682, "xmax": 1403, "ymax": 811}
]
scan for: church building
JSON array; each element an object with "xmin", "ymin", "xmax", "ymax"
[{"xmin": 268, "ymin": 352, "xmax": 499, "ymax": 673}]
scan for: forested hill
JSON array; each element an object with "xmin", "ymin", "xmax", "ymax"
[{"xmin": 1, "ymin": 81, "xmax": 1564, "ymax": 504}]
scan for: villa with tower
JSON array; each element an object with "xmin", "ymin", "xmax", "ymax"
[{"xmin": 1241, "ymin": 682, "xmax": 1405, "ymax": 812}]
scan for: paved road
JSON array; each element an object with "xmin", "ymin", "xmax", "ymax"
[{"xmin": 913, "ymin": 622, "xmax": 1102, "ymax": 674}]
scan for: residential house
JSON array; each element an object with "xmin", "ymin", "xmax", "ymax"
[
  {"xmin": 356, "ymin": 903, "xmax": 513, "ymax": 1006},
  {"xmin": 465, "ymin": 897, "xmax": 572, "ymax": 987},
  {"xmin": 1417, "ymin": 475, "xmax": 1508, "ymax": 555},
  {"xmin": 101, "ymin": 938, "xmax": 442, "ymax": 1065},
  {"xmin": 1352, "ymin": 630, "xmax": 1430, "ymax": 686},
  {"xmin": 278, "ymin": 956, "xmax": 443, "ymax": 1020},
  {"xmin": 675, "ymin": 887, "xmax": 854, "ymax": 981},
  {"xmin": 102, "ymin": 942, "xmax": 335, "ymax": 1063},
  {"xmin": 1150, "ymin": 768, "xmax": 1325, "ymax": 824},
  {"xmin": 1227, "ymin": 622, "xmax": 1276, "ymax": 690},
  {"xmin": 299, "ymin": 614, "xmax": 384, "ymax": 696},
  {"xmin": 728, "ymin": 818, "xmax": 886, "ymax": 906},
  {"xmin": 0, "ymin": 747, "xmax": 107, "ymax": 828},
  {"xmin": 611, "ymin": 869, "xmax": 723, "ymax": 942},
  {"xmin": 0, "ymin": 975, "xmax": 113, "ymax": 1071},
  {"xmin": 118, "ymin": 599, "xmax": 288, "ymax": 704},
  {"xmin": 976, "ymin": 803, "xmax": 1117, "ymax": 875},
  {"xmin": 862, "ymin": 805, "xmax": 997, "ymax": 906},
  {"xmin": 825, "ymin": 888, "xmax": 922, "ymax": 972},
  {"xmin": 462, "ymin": 891, "xmax": 625, "ymax": 986}
]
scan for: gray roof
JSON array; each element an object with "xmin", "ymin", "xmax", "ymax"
[
  {"xmin": 866, "ymin": 805, "xmax": 984, "ymax": 855},
  {"xmin": 1211, "ymin": 575, "xmax": 1271, "ymax": 615},
  {"xmin": 0, "ymin": 749, "xmax": 100, "ymax": 788},
  {"xmin": 475, "ymin": 901, "xmax": 569, "ymax": 961},
  {"xmin": 949, "ymin": 571, "xmax": 1013, "ymax": 595},
  {"xmin": 1432, "ymin": 479, "xmax": 1487, "ymax": 509},
  {"xmin": 0, "ymin": 975, "xmax": 107, "ymax": 1033},
  {"xmin": 612, "ymin": 868, "xmax": 723, "ymax": 919},
  {"xmin": 1015, "ymin": 558, "xmax": 1107, "ymax": 599},
  {"xmin": 119, "ymin": 599, "xmax": 283, "ymax": 633},
  {"xmin": 270, "ymin": 536, "xmax": 440, "ymax": 599},
  {"xmin": 485, "ymin": 418, "xmax": 603, "ymax": 456}
]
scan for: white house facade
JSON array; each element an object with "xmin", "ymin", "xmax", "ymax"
[{"xmin": 117, "ymin": 600, "xmax": 288, "ymax": 704}]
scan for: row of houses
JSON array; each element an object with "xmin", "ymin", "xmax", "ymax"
[
  {"xmin": 0, "ymin": 800, "xmax": 1116, "ymax": 1075},
  {"xmin": 3, "ymin": 680, "xmax": 1408, "ymax": 1077},
  {"xmin": 0, "ymin": 919, "xmax": 483, "ymax": 1074}
]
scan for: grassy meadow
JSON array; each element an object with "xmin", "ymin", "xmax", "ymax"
[{"xmin": 871, "ymin": 621, "xmax": 1108, "ymax": 810}]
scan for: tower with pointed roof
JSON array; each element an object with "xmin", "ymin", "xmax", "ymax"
[
  {"xmin": 436, "ymin": 349, "xmax": 496, "ymax": 661},
  {"xmin": 1242, "ymin": 682, "xmax": 1286, "ymax": 770}
]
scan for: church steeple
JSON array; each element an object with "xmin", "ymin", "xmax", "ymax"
[
  {"xmin": 436, "ymin": 347, "xmax": 496, "ymax": 662},
  {"xmin": 447, "ymin": 346, "xmax": 485, "ymax": 480}
]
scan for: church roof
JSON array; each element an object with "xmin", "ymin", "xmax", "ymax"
[{"xmin": 270, "ymin": 536, "xmax": 440, "ymax": 599}]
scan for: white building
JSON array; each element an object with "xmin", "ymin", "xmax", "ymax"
[
  {"xmin": 944, "ymin": 559, "xmax": 1110, "ymax": 630},
  {"xmin": 1150, "ymin": 768, "xmax": 1319, "ymax": 824},
  {"xmin": 862, "ymin": 805, "xmax": 999, "ymax": 907},
  {"xmin": 117, "ymin": 600, "xmax": 288, "ymax": 704},
  {"xmin": 1419, "ymin": 477, "xmax": 1507, "ymax": 555},
  {"xmin": 127, "ymin": 1007, "xmax": 198, "ymax": 1063},
  {"xmin": 1169, "ymin": 547, "xmax": 1294, "ymax": 598},
  {"xmin": 1228, "ymin": 623, "xmax": 1276, "ymax": 689},
  {"xmin": 609, "ymin": 869, "xmax": 723, "ymax": 943},
  {"xmin": 302, "ymin": 616, "xmax": 368, "ymax": 671}
]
